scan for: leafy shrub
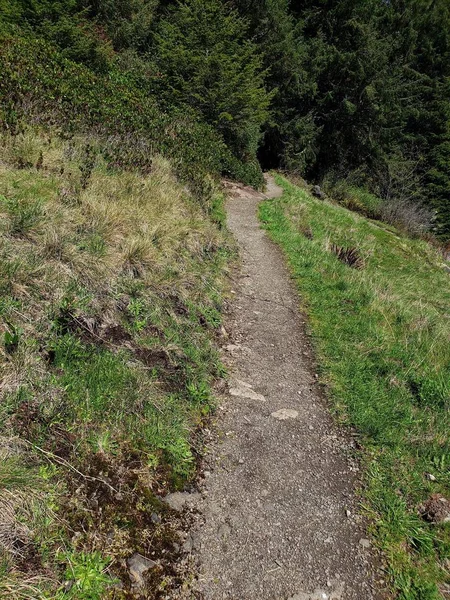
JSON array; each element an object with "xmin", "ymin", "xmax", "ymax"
[
  {"xmin": 0, "ymin": 32, "xmax": 264, "ymax": 188},
  {"xmin": 60, "ymin": 551, "xmax": 115, "ymax": 600},
  {"xmin": 153, "ymin": 0, "xmax": 270, "ymax": 163},
  {"xmin": 224, "ymin": 155, "xmax": 265, "ymax": 189},
  {"xmin": 324, "ymin": 179, "xmax": 383, "ymax": 220}
]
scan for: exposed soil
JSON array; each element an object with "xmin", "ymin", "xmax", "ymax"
[{"xmin": 178, "ymin": 177, "xmax": 386, "ymax": 599}]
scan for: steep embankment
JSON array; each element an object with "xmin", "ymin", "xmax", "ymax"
[
  {"xmin": 0, "ymin": 129, "xmax": 233, "ymax": 599},
  {"xmin": 260, "ymin": 176, "xmax": 450, "ymax": 600}
]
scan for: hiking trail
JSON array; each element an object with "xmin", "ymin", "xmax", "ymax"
[{"xmin": 180, "ymin": 176, "xmax": 384, "ymax": 600}]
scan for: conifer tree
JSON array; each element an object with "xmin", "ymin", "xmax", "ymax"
[{"xmin": 153, "ymin": 0, "xmax": 271, "ymax": 162}]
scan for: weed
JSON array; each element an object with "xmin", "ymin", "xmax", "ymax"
[
  {"xmin": 127, "ymin": 298, "xmax": 150, "ymax": 332},
  {"xmin": 329, "ymin": 244, "xmax": 365, "ymax": 269},
  {"xmin": 59, "ymin": 551, "xmax": 116, "ymax": 600},
  {"xmin": 3, "ymin": 324, "xmax": 22, "ymax": 354}
]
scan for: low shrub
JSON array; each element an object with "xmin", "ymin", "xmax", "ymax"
[
  {"xmin": 380, "ymin": 197, "xmax": 435, "ymax": 237},
  {"xmin": 0, "ymin": 33, "xmax": 264, "ymax": 188}
]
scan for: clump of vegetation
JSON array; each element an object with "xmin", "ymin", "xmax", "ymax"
[
  {"xmin": 0, "ymin": 128, "xmax": 233, "ymax": 597},
  {"xmin": 323, "ymin": 180, "xmax": 384, "ymax": 221},
  {"xmin": 260, "ymin": 176, "xmax": 450, "ymax": 600},
  {"xmin": 0, "ymin": 34, "xmax": 229, "ymax": 185},
  {"xmin": 329, "ymin": 244, "xmax": 365, "ymax": 270}
]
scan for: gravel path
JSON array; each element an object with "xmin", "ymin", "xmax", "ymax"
[{"xmin": 188, "ymin": 177, "xmax": 384, "ymax": 600}]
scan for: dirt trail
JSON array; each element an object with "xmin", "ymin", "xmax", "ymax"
[{"xmin": 188, "ymin": 177, "xmax": 383, "ymax": 600}]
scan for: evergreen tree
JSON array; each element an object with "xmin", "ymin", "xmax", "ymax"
[
  {"xmin": 427, "ymin": 80, "xmax": 450, "ymax": 238},
  {"xmin": 153, "ymin": 0, "xmax": 271, "ymax": 162},
  {"xmin": 232, "ymin": 0, "xmax": 314, "ymax": 170}
]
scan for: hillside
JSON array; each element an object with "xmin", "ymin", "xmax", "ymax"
[
  {"xmin": 260, "ymin": 176, "xmax": 450, "ymax": 599},
  {"xmin": 1, "ymin": 1, "xmax": 450, "ymax": 599},
  {"xmin": 1, "ymin": 0, "xmax": 450, "ymax": 237},
  {"xmin": 0, "ymin": 127, "xmax": 233, "ymax": 598}
]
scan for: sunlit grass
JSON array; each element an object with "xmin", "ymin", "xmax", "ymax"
[
  {"xmin": 0, "ymin": 127, "xmax": 233, "ymax": 597},
  {"xmin": 260, "ymin": 175, "xmax": 450, "ymax": 600}
]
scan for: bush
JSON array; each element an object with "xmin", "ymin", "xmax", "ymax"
[
  {"xmin": 0, "ymin": 33, "xmax": 263, "ymax": 187},
  {"xmin": 153, "ymin": 0, "xmax": 271, "ymax": 164},
  {"xmin": 324, "ymin": 177, "xmax": 434, "ymax": 237},
  {"xmin": 380, "ymin": 198, "xmax": 434, "ymax": 237}
]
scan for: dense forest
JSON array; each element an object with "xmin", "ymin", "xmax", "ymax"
[
  {"xmin": 1, "ymin": 2, "xmax": 450, "ymax": 599},
  {"xmin": 1, "ymin": 0, "xmax": 449, "ymax": 238}
]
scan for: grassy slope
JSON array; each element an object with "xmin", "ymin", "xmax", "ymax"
[
  {"xmin": 0, "ymin": 128, "xmax": 233, "ymax": 599},
  {"xmin": 260, "ymin": 176, "xmax": 450, "ymax": 600}
]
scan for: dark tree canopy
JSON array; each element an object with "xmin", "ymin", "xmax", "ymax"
[{"xmin": 1, "ymin": 0, "xmax": 449, "ymax": 236}]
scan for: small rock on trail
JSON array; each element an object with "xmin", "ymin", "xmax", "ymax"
[
  {"xmin": 271, "ymin": 408, "xmax": 299, "ymax": 420},
  {"xmin": 288, "ymin": 584, "xmax": 344, "ymax": 600},
  {"xmin": 229, "ymin": 379, "xmax": 266, "ymax": 402}
]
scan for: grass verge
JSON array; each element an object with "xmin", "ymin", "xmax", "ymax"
[
  {"xmin": 0, "ymin": 127, "xmax": 234, "ymax": 598},
  {"xmin": 260, "ymin": 175, "xmax": 450, "ymax": 600}
]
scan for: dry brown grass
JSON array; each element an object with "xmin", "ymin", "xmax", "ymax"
[
  {"xmin": 0, "ymin": 130, "xmax": 224, "ymax": 398},
  {"xmin": 0, "ymin": 128, "xmax": 231, "ymax": 596}
]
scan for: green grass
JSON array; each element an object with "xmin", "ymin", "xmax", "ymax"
[
  {"xmin": 325, "ymin": 179, "xmax": 385, "ymax": 220},
  {"xmin": 344, "ymin": 186, "xmax": 384, "ymax": 219},
  {"xmin": 0, "ymin": 128, "xmax": 234, "ymax": 598},
  {"xmin": 260, "ymin": 175, "xmax": 450, "ymax": 600}
]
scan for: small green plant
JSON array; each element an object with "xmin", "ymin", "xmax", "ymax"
[
  {"xmin": 53, "ymin": 287, "xmax": 92, "ymax": 334},
  {"xmin": 127, "ymin": 297, "xmax": 149, "ymax": 331},
  {"xmin": 186, "ymin": 380, "xmax": 211, "ymax": 408},
  {"xmin": 59, "ymin": 551, "xmax": 115, "ymax": 600},
  {"xmin": 79, "ymin": 233, "xmax": 106, "ymax": 257},
  {"xmin": 1, "ymin": 195, "xmax": 43, "ymax": 235},
  {"xmin": 164, "ymin": 437, "xmax": 194, "ymax": 478},
  {"xmin": 87, "ymin": 430, "xmax": 118, "ymax": 455},
  {"xmin": 3, "ymin": 323, "xmax": 21, "ymax": 354},
  {"xmin": 49, "ymin": 334, "xmax": 88, "ymax": 366}
]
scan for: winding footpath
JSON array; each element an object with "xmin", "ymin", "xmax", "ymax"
[{"xmin": 188, "ymin": 177, "xmax": 384, "ymax": 600}]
